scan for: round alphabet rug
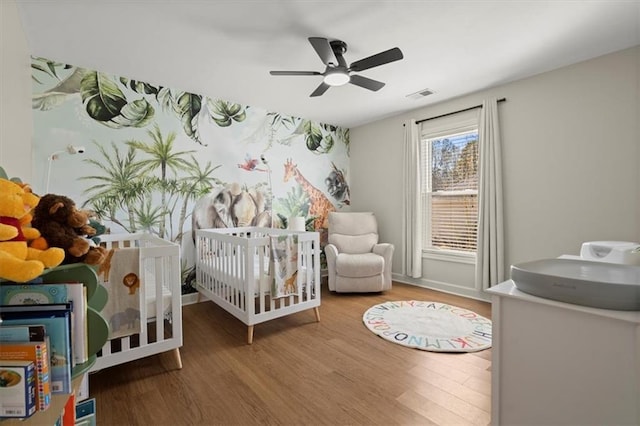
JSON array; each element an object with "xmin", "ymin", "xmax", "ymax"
[{"xmin": 362, "ymin": 301, "xmax": 492, "ymax": 352}]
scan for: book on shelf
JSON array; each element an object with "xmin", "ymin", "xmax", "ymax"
[
  {"xmin": 0, "ymin": 324, "xmax": 46, "ymax": 342},
  {"xmin": 0, "ymin": 303, "xmax": 73, "ymax": 394},
  {"xmin": 0, "ymin": 359, "xmax": 37, "ymax": 419},
  {"xmin": 0, "ymin": 341, "xmax": 51, "ymax": 412},
  {"xmin": 75, "ymin": 398, "xmax": 96, "ymax": 426},
  {"xmin": 0, "ymin": 323, "xmax": 49, "ymax": 408},
  {"xmin": 59, "ymin": 389, "xmax": 76, "ymax": 426},
  {"xmin": 0, "ymin": 282, "xmax": 89, "ymax": 364}
]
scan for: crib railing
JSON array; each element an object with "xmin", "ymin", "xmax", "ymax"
[
  {"xmin": 195, "ymin": 227, "xmax": 321, "ymax": 343},
  {"xmin": 91, "ymin": 233, "xmax": 182, "ymax": 371}
]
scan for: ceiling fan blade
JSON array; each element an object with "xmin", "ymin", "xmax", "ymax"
[
  {"xmin": 308, "ymin": 37, "xmax": 339, "ymax": 66},
  {"xmin": 349, "ymin": 74, "xmax": 385, "ymax": 91},
  {"xmin": 270, "ymin": 71, "xmax": 322, "ymax": 76},
  {"xmin": 349, "ymin": 47, "xmax": 404, "ymax": 72},
  {"xmin": 310, "ymin": 82, "xmax": 330, "ymax": 97}
]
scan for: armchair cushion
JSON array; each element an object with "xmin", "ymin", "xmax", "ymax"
[
  {"xmin": 329, "ymin": 233, "xmax": 378, "ymax": 254},
  {"xmin": 329, "ymin": 212, "xmax": 378, "ymax": 235},
  {"xmin": 336, "ymin": 252, "xmax": 384, "ymax": 278}
]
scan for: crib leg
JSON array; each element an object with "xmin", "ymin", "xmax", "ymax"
[
  {"xmin": 247, "ymin": 325, "xmax": 254, "ymax": 345},
  {"xmin": 196, "ymin": 292, "xmax": 202, "ymax": 303},
  {"xmin": 313, "ymin": 307, "xmax": 321, "ymax": 322},
  {"xmin": 172, "ymin": 348, "xmax": 183, "ymax": 369}
]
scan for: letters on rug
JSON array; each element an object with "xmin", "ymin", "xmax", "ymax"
[{"xmin": 362, "ymin": 300, "xmax": 492, "ymax": 352}]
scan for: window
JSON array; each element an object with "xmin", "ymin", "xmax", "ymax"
[{"xmin": 420, "ymin": 126, "xmax": 479, "ymax": 256}]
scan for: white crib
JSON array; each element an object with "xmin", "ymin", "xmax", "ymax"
[
  {"xmin": 90, "ymin": 233, "xmax": 183, "ymax": 372},
  {"xmin": 195, "ymin": 227, "xmax": 321, "ymax": 344}
]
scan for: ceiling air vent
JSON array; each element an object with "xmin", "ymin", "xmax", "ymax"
[{"xmin": 406, "ymin": 88, "xmax": 435, "ymax": 100}]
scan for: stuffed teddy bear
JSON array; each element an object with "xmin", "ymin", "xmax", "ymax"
[
  {"xmin": 0, "ymin": 178, "xmax": 65, "ymax": 282},
  {"xmin": 32, "ymin": 193, "xmax": 108, "ymax": 266}
]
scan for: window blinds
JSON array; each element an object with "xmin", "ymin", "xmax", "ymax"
[{"xmin": 421, "ymin": 130, "xmax": 479, "ymax": 252}]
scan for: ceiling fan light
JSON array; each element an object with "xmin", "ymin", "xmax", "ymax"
[{"xmin": 324, "ymin": 70, "xmax": 350, "ymax": 86}]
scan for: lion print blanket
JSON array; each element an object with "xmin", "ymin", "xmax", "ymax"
[{"xmin": 99, "ymin": 247, "xmax": 142, "ymax": 339}]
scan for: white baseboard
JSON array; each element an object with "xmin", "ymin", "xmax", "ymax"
[
  {"xmin": 181, "ymin": 292, "xmax": 200, "ymax": 306},
  {"xmin": 392, "ymin": 273, "xmax": 491, "ymax": 302}
]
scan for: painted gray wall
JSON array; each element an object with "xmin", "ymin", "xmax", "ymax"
[
  {"xmin": 351, "ymin": 46, "xmax": 640, "ymax": 301},
  {"xmin": 1, "ymin": 0, "xmax": 33, "ymax": 181}
]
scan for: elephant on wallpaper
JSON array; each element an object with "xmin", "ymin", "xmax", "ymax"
[{"xmin": 191, "ymin": 183, "xmax": 275, "ymax": 241}]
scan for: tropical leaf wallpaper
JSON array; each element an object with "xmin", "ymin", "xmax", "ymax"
[{"xmin": 30, "ymin": 57, "xmax": 350, "ymax": 292}]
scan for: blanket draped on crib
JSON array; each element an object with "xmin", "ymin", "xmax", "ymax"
[
  {"xmin": 269, "ymin": 234, "xmax": 299, "ymax": 298},
  {"xmin": 99, "ymin": 247, "xmax": 142, "ymax": 339}
]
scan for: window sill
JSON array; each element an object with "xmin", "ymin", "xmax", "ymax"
[{"xmin": 422, "ymin": 249, "xmax": 476, "ymax": 265}]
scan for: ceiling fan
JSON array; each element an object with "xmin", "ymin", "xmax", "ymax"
[{"xmin": 269, "ymin": 37, "xmax": 404, "ymax": 97}]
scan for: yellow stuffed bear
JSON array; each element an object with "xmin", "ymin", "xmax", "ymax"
[{"xmin": 0, "ymin": 178, "xmax": 65, "ymax": 282}]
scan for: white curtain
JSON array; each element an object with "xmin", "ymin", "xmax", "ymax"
[
  {"xmin": 402, "ymin": 119, "xmax": 422, "ymax": 278},
  {"xmin": 475, "ymin": 98, "xmax": 505, "ymax": 289}
]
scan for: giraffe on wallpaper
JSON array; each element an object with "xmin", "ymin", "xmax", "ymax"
[{"xmin": 283, "ymin": 159, "xmax": 336, "ymax": 231}]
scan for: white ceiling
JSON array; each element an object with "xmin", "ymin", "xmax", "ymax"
[{"xmin": 16, "ymin": 1, "xmax": 640, "ymax": 128}]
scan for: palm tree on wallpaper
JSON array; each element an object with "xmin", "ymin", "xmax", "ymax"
[
  {"xmin": 173, "ymin": 157, "xmax": 222, "ymax": 242},
  {"xmin": 126, "ymin": 124, "xmax": 195, "ymax": 239},
  {"xmin": 82, "ymin": 131, "xmax": 222, "ymax": 244},
  {"xmin": 81, "ymin": 142, "xmax": 148, "ymax": 232},
  {"xmin": 133, "ymin": 199, "xmax": 165, "ymax": 236}
]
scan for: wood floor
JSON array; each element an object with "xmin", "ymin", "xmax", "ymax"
[{"xmin": 89, "ymin": 282, "xmax": 492, "ymax": 425}]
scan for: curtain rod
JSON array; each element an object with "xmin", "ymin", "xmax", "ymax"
[{"xmin": 414, "ymin": 97, "xmax": 506, "ymax": 125}]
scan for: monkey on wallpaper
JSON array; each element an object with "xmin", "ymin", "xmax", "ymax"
[{"xmin": 325, "ymin": 162, "xmax": 350, "ymax": 205}]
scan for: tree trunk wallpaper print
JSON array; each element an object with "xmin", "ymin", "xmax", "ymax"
[{"xmin": 30, "ymin": 57, "xmax": 350, "ymax": 293}]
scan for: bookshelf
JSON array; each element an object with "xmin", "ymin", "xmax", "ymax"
[
  {"xmin": 40, "ymin": 264, "xmax": 110, "ymax": 359},
  {"xmin": 2, "ymin": 374, "xmax": 86, "ymax": 426},
  {"xmin": 1, "ymin": 264, "xmax": 108, "ymax": 424}
]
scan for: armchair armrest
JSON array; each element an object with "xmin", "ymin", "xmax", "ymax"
[
  {"xmin": 373, "ymin": 243, "xmax": 393, "ymax": 260},
  {"xmin": 373, "ymin": 243, "xmax": 394, "ymax": 288},
  {"xmin": 324, "ymin": 243, "xmax": 339, "ymax": 291},
  {"xmin": 325, "ymin": 243, "xmax": 339, "ymax": 259}
]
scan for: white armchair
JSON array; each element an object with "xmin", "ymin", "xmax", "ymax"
[{"xmin": 324, "ymin": 212, "xmax": 394, "ymax": 292}]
